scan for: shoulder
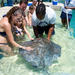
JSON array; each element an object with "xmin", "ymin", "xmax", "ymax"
[
  {"xmin": 32, "ymin": 11, "xmax": 37, "ymax": 21},
  {"xmin": 2, "ymin": 17, "xmax": 11, "ymax": 28},
  {"xmin": 46, "ymin": 7, "xmax": 55, "ymax": 15},
  {"xmin": 46, "ymin": 7, "xmax": 56, "ymax": 18},
  {"xmin": 46, "ymin": 7, "xmax": 53, "ymax": 11},
  {"xmin": 3, "ymin": 17, "xmax": 9, "ymax": 23}
]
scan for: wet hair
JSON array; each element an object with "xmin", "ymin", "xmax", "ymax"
[
  {"xmin": 29, "ymin": 5, "xmax": 35, "ymax": 10},
  {"xmin": 6, "ymin": 6, "xmax": 25, "ymax": 23},
  {"xmin": 36, "ymin": 4, "xmax": 46, "ymax": 16},
  {"xmin": 20, "ymin": 0, "xmax": 28, "ymax": 5}
]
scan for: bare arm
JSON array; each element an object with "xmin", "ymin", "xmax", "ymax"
[
  {"xmin": 23, "ymin": 19, "xmax": 33, "ymax": 40},
  {"xmin": 47, "ymin": 24, "xmax": 54, "ymax": 41},
  {"xmin": 25, "ymin": 16, "xmax": 29, "ymax": 25},
  {"xmin": 65, "ymin": 6, "xmax": 75, "ymax": 9},
  {"xmin": 3, "ymin": 22, "xmax": 33, "ymax": 51},
  {"xmin": 3, "ymin": 22, "xmax": 23, "ymax": 48},
  {"xmin": 27, "ymin": 13, "xmax": 32, "ymax": 26}
]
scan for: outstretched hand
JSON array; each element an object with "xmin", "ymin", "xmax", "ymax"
[
  {"xmin": 25, "ymin": 46, "xmax": 34, "ymax": 51},
  {"xmin": 47, "ymin": 38, "xmax": 50, "ymax": 42},
  {"xmin": 21, "ymin": 46, "xmax": 34, "ymax": 51},
  {"xmin": 30, "ymin": 38, "xmax": 34, "ymax": 41}
]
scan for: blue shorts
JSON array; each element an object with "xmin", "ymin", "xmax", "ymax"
[{"xmin": 60, "ymin": 11, "xmax": 72, "ymax": 20}]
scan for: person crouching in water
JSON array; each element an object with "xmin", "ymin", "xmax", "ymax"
[
  {"xmin": 0, "ymin": 6, "xmax": 33, "ymax": 56},
  {"xmin": 32, "ymin": 4, "xmax": 56, "ymax": 41}
]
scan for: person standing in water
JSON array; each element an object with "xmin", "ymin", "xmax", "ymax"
[{"xmin": 60, "ymin": 0, "xmax": 72, "ymax": 28}]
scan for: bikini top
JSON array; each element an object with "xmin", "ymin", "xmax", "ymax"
[{"xmin": 0, "ymin": 32, "xmax": 6, "ymax": 37}]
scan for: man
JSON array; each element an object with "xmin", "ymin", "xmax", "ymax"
[
  {"xmin": 60, "ymin": 0, "xmax": 72, "ymax": 28},
  {"xmin": 19, "ymin": 0, "xmax": 28, "ymax": 11},
  {"xmin": 38, "ymin": 0, "xmax": 43, "ymax": 5},
  {"xmin": 19, "ymin": 0, "xmax": 34, "ymax": 40},
  {"xmin": 65, "ymin": 0, "xmax": 75, "ymax": 37},
  {"xmin": 32, "ymin": 4, "xmax": 56, "ymax": 41}
]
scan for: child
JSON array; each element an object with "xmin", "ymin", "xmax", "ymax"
[{"xmin": 27, "ymin": 5, "xmax": 35, "ymax": 26}]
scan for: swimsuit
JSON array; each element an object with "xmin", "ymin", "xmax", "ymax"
[
  {"xmin": 0, "ymin": 32, "xmax": 7, "ymax": 45},
  {"xmin": 0, "ymin": 32, "xmax": 6, "ymax": 37}
]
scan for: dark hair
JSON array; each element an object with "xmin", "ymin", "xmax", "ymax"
[
  {"xmin": 29, "ymin": 5, "xmax": 35, "ymax": 10},
  {"xmin": 6, "ymin": 6, "xmax": 25, "ymax": 23},
  {"xmin": 38, "ymin": 0, "xmax": 43, "ymax": 5},
  {"xmin": 20, "ymin": 0, "xmax": 28, "ymax": 5},
  {"xmin": 36, "ymin": 4, "xmax": 46, "ymax": 16}
]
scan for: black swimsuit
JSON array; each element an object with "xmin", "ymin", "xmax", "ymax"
[
  {"xmin": 0, "ymin": 32, "xmax": 7, "ymax": 45},
  {"xmin": 0, "ymin": 32, "xmax": 6, "ymax": 37}
]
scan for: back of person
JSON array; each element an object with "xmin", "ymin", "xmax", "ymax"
[
  {"xmin": 32, "ymin": 6, "xmax": 56, "ymax": 27},
  {"xmin": 32, "ymin": 4, "xmax": 56, "ymax": 40}
]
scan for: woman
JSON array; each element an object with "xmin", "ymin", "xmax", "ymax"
[{"xmin": 0, "ymin": 6, "xmax": 33, "ymax": 56}]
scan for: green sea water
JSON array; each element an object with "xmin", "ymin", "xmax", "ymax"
[{"xmin": 0, "ymin": 11, "xmax": 75, "ymax": 75}]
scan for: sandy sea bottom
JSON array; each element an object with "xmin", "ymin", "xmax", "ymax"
[{"xmin": 0, "ymin": 11, "xmax": 75, "ymax": 75}]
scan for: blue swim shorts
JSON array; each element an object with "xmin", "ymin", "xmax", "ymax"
[{"xmin": 60, "ymin": 11, "xmax": 72, "ymax": 20}]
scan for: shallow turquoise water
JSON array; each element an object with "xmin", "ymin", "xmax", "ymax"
[{"xmin": 0, "ymin": 11, "xmax": 75, "ymax": 75}]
